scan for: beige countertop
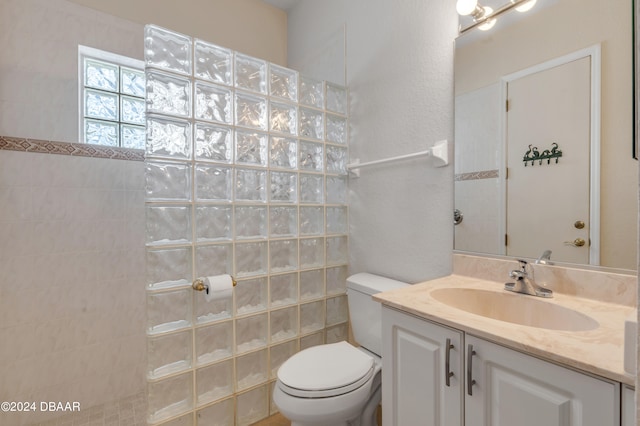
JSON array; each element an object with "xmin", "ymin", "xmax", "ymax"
[{"xmin": 373, "ymin": 274, "xmax": 636, "ymax": 386}]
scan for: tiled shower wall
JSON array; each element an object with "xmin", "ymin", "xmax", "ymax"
[{"xmin": 144, "ymin": 26, "xmax": 350, "ymax": 425}]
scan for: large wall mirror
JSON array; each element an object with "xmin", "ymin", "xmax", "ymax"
[{"xmin": 454, "ymin": 0, "xmax": 637, "ymax": 271}]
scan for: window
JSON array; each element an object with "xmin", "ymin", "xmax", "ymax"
[{"xmin": 79, "ymin": 46, "xmax": 146, "ymax": 149}]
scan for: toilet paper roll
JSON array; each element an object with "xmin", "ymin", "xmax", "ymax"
[{"xmin": 204, "ymin": 274, "xmax": 234, "ymax": 303}]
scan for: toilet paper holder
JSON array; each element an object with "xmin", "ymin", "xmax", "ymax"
[{"xmin": 192, "ymin": 276, "xmax": 237, "ymax": 292}]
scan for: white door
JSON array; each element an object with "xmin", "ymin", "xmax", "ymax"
[
  {"xmin": 506, "ymin": 56, "xmax": 591, "ymax": 264},
  {"xmin": 465, "ymin": 335, "xmax": 619, "ymax": 426},
  {"xmin": 382, "ymin": 307, "xmax": 463, "ymax": 426}
]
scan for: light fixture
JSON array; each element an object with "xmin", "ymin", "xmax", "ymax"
[
  {"xmin": 478, "ymin": 6, "xmax": 496, "ymax": 31},
  {"xmin": 456, "ymin": 0, "xmax": 487, "ymax": 20},
  {"xmin": 511, "ymin": 0, "xmax": 537, "ymax": 12}
]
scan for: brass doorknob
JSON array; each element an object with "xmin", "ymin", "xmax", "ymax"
[
  {"xmin": 574, "ymin": 220, "xmax": 585, "ymax": 229},
  {"xmin": 564, "ymin": 238, "xmax": 586, "ymax": 247}
]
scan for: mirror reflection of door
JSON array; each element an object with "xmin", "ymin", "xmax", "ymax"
[{"xmin": 506, "ymin": 56, "xmax": 591, "ymax": 264}]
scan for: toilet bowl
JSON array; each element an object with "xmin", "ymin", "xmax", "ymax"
[{"xmin": 273, "ymin": 273, "xmax": 409, "ymax": 426}]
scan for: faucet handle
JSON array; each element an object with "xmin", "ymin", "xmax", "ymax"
[{"xmin": 516, "ymin": 259, "xmax": 528, "ymax": 270}]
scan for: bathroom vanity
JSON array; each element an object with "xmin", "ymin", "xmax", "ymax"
[{"xmin": 374, "ymin": 255, "xmax": 636, "ymax": 426}]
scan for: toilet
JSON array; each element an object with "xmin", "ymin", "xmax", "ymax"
[{"xmin": 273, "ymin": 273, "xmax": 409, "ymax": 426}]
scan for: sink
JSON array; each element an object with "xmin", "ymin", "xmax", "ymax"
[{"xmin": 430, "ymin": 288, "xmax": 599, "ymax": 332}]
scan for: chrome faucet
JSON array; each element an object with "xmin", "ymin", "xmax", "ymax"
[{"xmin": 504, "ymin": 259, "xmax": 553, "ymax": 298}]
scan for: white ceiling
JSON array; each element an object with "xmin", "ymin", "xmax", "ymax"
[{"xmin": 262, "ymin": 0, "xmax": 300, "ymax": 11}]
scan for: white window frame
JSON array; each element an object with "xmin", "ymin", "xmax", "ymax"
[{"xmin": 78, "ymin": 45, "xmax": 145, "ymax": 148}]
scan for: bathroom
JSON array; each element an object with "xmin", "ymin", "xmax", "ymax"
[{"xmin": 0, "ymin": 0, "xmax": 636, "ymax": 425}]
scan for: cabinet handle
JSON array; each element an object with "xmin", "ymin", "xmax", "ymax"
[
  {"xmin": 467, "ymin": 344, "xmax": 477, "ymax": 396},
  {"xmin": 445, "ymin": 338, "xmax": 454, "ymax": 387}
]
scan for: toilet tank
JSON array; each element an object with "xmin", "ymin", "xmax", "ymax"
[{"xmin": 347, "ymin": 273, "xmax": 409, "ymax": 356}]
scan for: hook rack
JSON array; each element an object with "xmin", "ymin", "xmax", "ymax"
[{"xmin": 523, "ymin": 142, "xmax": 562, "ymax": 166}]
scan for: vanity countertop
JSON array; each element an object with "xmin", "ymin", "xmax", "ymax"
[{"xmin": 373, "ymin": 274, "xmax": 636, "ymax": 386}]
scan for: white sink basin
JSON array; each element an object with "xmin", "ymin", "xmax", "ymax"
[{"xmin": 431, "ymin": 288, "xmax": 599, "ymax": 332}]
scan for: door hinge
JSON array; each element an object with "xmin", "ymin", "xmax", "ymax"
[
  {"xmin": 505, "ymin": 234, "xmax": 509, "ymax": 246},
  {"xmin": 506, "ymin": 99, "xmax": 510, "ymax": 112},
  {"xmin": 505, "ymin": 167, "xmax": 509, "ymax": 180}
]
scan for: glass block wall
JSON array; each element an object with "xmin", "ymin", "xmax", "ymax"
[{"xmin": 144, "ymin": 25, "xmax": 349, "ymax": 425}]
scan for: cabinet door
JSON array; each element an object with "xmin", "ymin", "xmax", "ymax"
[
  {"xmin": 622, "ymin": 385, "xmax": 635, "ymax": 426},
  {"xmin": 465, "ymin": 335, "xmax": 620, "ymax": 426},
  {"xmin": 381, "ymin": 307, "xmax": 463, "ymax": 426}
]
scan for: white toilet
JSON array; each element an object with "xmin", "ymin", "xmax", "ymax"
[{"xmin": 273, "ymin": 273, "xmax": 409, "ymax": 426}]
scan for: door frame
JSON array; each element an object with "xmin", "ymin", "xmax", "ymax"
[{"xmin": 498, "ymin": 45, "xmax": 601, "ymax": 265}]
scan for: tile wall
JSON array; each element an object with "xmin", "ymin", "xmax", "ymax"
[
  {"xmin": 144, "ymin": 26, "xmax": 350, "ymax": 425},
  {"xmin": 0, "ymin": 148, "xmax": 146, "ymax": 425}
]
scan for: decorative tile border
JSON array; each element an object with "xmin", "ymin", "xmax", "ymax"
[
  {"xmin": 455, "ymin": 169, "xmax": 499, "ymax": 181},
  {"xmin": 0, "ymin": 136, "xmax": 145, "ymax": 162}
]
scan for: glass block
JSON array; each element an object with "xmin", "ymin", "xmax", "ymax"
[
  {"xmin": 195, "ymin": 244, "xmax": 233, "ymax": 278},
  {"xmin": 121, "ymin": 124, "xmax": 146, "ymax": 150},
  {"xmin": 326, "ymin": 114, "xmax": 347, "ymax": 144},
  {"xmin": 299, "ymin": 141, "xmax": 324, "ymax": 172},
  {"xmin": 300, "ymin": 332, "xmax": 324, "ymax": 351},
  {"xmin": 269, "ymin": 206, "xmax": 297, "ymax": 238},
  {"xmin": 85, "ymin": 88, "xmax": 118, "ymax": 121},
  {"xmin": 121, "ymin": 66, "xmax": 145, "ymax": 97},
  {"xmin": 236, "ymin": 349, "xmax": 268, "ymax": 391},
  {"xmin": 148, "ymin": 329, "xmax": 192, "ymax": 379},
  {"xmin": 235, "ymin": 168, "xmax": 267, "ymax": 202},
  {"xmin": 299, "ymin": 75, "xmax": 324, "ymax": 108},
  {"xmin": 299, "ymin": 206, "xmax": 324, "ymax": 235},
  {"xmin": 270, "ymin": 340, "xmax": 297, "ymax": 378},
  {"xmin": 300, "ymin": 238, "xmax": 325, "ymax": 269},
  {"xmin": 326, "ymin": 323, "xmax": 349, "ymax": 344},
  {"xmin": 197, "ymin": 360, "xmax": 233, "ymax": 406},
  {"xmin": 270, "ymin": 239, "xmax": 298, "ymax": 273},
  {"xmin": 236, "ymin": 313, "xmax": 268, "ymax": 354},
  {"xmin": 326, "ymin": 82, "xmax": 348, "ymax": 115},
  {"xmin": 235, "ymin": 241, "xmax": 268, "ymax": 277},
  {"xmin": 299, "ymin": 173, "xmax": 324, "ymax": 204},
  {"xmin": 300, "ymin": 300, "xmax": 325, "ymax": 334},
  {"xmin": 196, "ymin": 321, "xmax": 233, "ymax": 365},
  {"xmin": 235, "ymin": 92, "xmax": 267, "ymax": 130},
  {"xmin": 195, "ymin": 205, "xmax": 232, "ymax": 242},
  {"xmin": 147, "ymin": 288, "xmax": 192, "ymax": 334},
  {"xmin": 146, "ymin": 204, "xmax": 192, "ymax": 246},
  {"xmin": 235, "ymin": 130, "xmax": 268, "ymax": 166},
  {"xmin": 158, "ymin": 413, "xmax": 192, "ymax": 426},
  {"xmin": 84, "ymin": 58, "xmax": 118, "ymax": 91},
  {"xmin": 270, "ymin": 64, "xmax": 298, "ymax": 101},
  {"xmin": 326, "ymin": 206, "xmax": 348, "ymax": 234},
  {"xmin": 146, "ymin": 247, "xmax": 192, "ymax": 289},
  {"xmin": 235, "ymin": 53, "xmax": 267, "ymax": 94},
  {"xmin": 327, "ymin": 236, "xmax": 348, "ymax": 265},
  {"xmin": 269, "ymin": 381, "xmax": 278, "ymax": 416},
  {"xmin": 194, "ymin": 39, "xmax": 233, "ymax": 86},
  {"xmin": 235, "ymin": 277, "xmax": 268, "ymax": 315},
  {"xmin": 195, "ymin": 123, "xmax": 233, "ymax": 163},
  {"xmin": 270, "ymin": 306, "xmax": 298, "ymax": 343},
  {"xmin": 147, "ymin": 371, "xmax": 193, "ymax": 424},
  {"xmin": 84, "ymin": 119, "xmax": 117, "ymax": 147},
  {"xmin": 237, "ymin": 385, "xmax": 269, "ymax": 426},
  {"xmin": 270, "ymin": 273, "xmax": 298, "ymax": 307},
  {"xmin": 194, "ymin": 281, "xmax": 233, "ymax": 323},
  {"xmin": 121, "ymin": 95, "xmax": 145, "ymax": 125},
  {"xmin": 269, "ymin": 101, "xmax": 297, "ymax": 135},
  {"xmin": 326, "ymin": 145, "xmax": 348, "ymax": 175},
  {"xmin": 235, "ymin": 205, "xmax": 267, "ymax": 240},
  {"xmin": 326, "ymin": 176, "xmax": 348, "ymax": 204},
  {"xmin": 269, "ymin": 171, "xmax": 297, "ymax": 203},
  {"xmin": 326, "ymin": 266, "xmax": 348, "ymax": 295},
  {"xmin": 196, "ymin": 398, "xmax": 234, "ymax": 426},
  {"xmin": 299, "ymin": 107, "xmax": 324, "ymax": 140},
  {"xmin": 146, "ymin": 71, "xmax": 192, "ymax": 118},
  {"xmin": 326, "ymin": 295, "xmax": 348, "ymax": 326},
  {"xmin": 146, "ymin": 115, "xmax": 192, "ymax": 160},
  {"xmin": 145, "ymin": 24, "xmax": 192, "ymax": 75},
  {"xmin": 196, "ymin": 165, "xmax": 232, "ymax": 202},
  {"xmin": 300, "ymin": 269, "xmax": 324, "ymax": 300},
  {"xmin": 195, "ymin": 81, "xmax": 233, "ymax": 124},
  {"xmin": 146, "ymin": 161, "xmax": 191, "ymax": 202},
  {"xmin": 269, "ymin": 136, "xmax": 297, "ymax": 169}
]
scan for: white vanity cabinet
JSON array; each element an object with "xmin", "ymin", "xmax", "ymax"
[
  {"xmin": 381, "ymin": 306, "xmax": 464, "ymax": 426},
  {"xmin": 622, "ymin": 385, "xmax": 635, "ymax": 426},
  {"xmin": 382, "ymin": 306, "xmax": 622, "ymax": 426}
]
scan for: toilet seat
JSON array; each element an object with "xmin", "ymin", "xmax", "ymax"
[{"xmin": 277, "ymin": 341, "xmax": 375, "ymax": 398}]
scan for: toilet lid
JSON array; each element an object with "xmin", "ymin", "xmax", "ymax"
[{"xmin": 277, "ymin": 341, "xmax": 375, "ymax": 398}]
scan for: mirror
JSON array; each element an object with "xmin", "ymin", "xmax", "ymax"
[{"xmin": 454, "ymin": 0, "xmax": 637, "ymax": 271}]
